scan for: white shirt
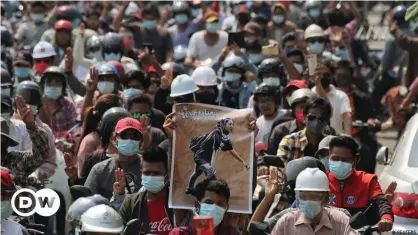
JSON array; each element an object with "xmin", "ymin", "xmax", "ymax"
[
  {"xmin": 7, "ymin": 118, "xmax": 32, "ymax": 152},
  {"xmin": 256, "ymin": 109, "xmax": 288, "ymax": 144},
  {"xmin": 187, "ymin": 30, "xmax": 228, "ymax": 62},
  {"xmin": 312, "ymin": 85, "xmax": 352, "ymax": 135},
  {"xmin": 1, "ymin": 219, "xmax": 24, "ymax": 235}
]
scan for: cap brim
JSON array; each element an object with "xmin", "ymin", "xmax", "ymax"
[
  {"xmin": 206, "ymin": 16, "xmax": 219, "ymax": 23},
  {"xmin": 1, "ymin": 133, "xmax": 18, "ymax": 147},
  {"xmin": 116, "ymin": 127, "xmax": 142, "ymax": 134}
]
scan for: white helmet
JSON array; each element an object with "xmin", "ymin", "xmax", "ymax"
[
  {"xmin": 191, "ymin": 66, "xmax": 218, "ymax": 86},
  {"xmin": 295, "ymin": 168, "xmax": 330, "ymax": 191},
  {"xmin": 32, "ymin": 41, "xmax": 56, "ymax": 59},
  {"xmin": 223, "ymin": 55, "xmax": 246, "ymax": 71},
  {"xmin": 81, "ymin": 205, "xmax": 124, "ymax": 233},
  {"xmin": 173, "ymin": 45, "xmax": 188, "ymax": 61},
  {"xmin": 170, "ymin": 74, "xmax": 199, "ymax": 97},
  {"xmin": 66, "ymin": 198, "xmax": 96, "ymax": 222},
  {"xmin": 304, "ymin": 24, "xmax": 324, "ymax": 40}
]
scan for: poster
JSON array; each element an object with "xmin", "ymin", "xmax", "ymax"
[{"xmin": 169, "ymin": 103, "xmax": 254, "ymax": 213}]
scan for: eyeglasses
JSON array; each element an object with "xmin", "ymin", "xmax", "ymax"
[{"xmin": 132, "ymin": 112, "xmax": 152, "ymax": 119}]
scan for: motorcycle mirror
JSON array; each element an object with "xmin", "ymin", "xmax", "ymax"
[
  {"xmin": 248, "ymin": 222, "xmax": 270, "ymax": 235},
  {"xmin": 375, "ymin": 146, "xmax": 388, "ymax": 165},
  {"xmin": 70, "ymin": 185, "xmax": 93, "ymax": 200},
  {"xmin": 122, "ymin": 218, "xmax": 142, "ymax": 235}
]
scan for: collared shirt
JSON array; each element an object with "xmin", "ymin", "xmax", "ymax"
[
  {"xmin": 41, "ymin": 97, "xmax": 77, "ymax": 139},
  {"xmin": 7, "ymin": 118, "xmax": 32, "ymax": 152},
  {"xmin": 271, "ymin": 207, "xmax": 360, "ymax": 235},
  {"xmin": 312, "ymin": 85, "xmax": 351, "ymax": 135},
  {"xmin": 277, "ymin": 128, "xmax": 308, "ymax": 163},
  {"xmin": 1, "ymin": 124, "xmax": 49, "ymax": 186}
]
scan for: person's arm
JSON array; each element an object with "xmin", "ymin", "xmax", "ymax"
[
  {"xmin": 389, "ymin": 13, "xmax": 418, "ymax": 54},
  {"xmin": 278, "ymin": 45, "xmax": 301, "ymax": 81},
  {"xmin": 269, "ymin": 214, "xmax": 287, "ymax": 235},
  {"xmin": 312, "ymin": 66, "xmax": 329, "ymax": 102},
  {"xmin": 340, "ymin": 93, "xmax": 352, "ymax": 135},
  {"xmin": 73, "ymin": 23, "xmax": 95, "ymax": 68},
  {"xmin": 276, "ymin": 136, "xmax": 291, "ymax": 166},
  {"xmin": 229, "ymin": 149, "xmax": 248, "ymax": 167},
  {"xmin": 83, "ymin": 164, "xmax": 101, "ymax": 195},
  {"xmin": 64, "ymin": 47, "xmax": 87, "ymax": 96},
  {"xmin": 184, "ymin": 33, "xmax": 198, "ymax": 66},
  {"xmin": 400, "ymin": 77, "xmax": 418, "ymax": 110},
  {"xmin": 111, "ymin": 2, "xmax": 129, "ymax": 31},
  {"xmin": 14, "ymin": 23, "xmax": 25, "ymax": 42},
  {"xmin": 164, "ymin": 33, "xmax": 174, "ymax": 62},
  {"xmin": 81, "ymin": 67, "xmax": 99, "ymax": 116},
  {"xmin": 369, "ymin": 176, "xmax": 394, "ymax": 232},
  {"xmin": 119, "ymin": 194, "xmax": 134, "ymax": 223}
]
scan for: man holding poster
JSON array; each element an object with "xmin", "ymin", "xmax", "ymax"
[{"xmin": 169, "ymin": 103, "xmax": 256, "ymax": 214}]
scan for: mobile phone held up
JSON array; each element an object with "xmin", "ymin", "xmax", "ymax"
[
  {"xmin": 193, "ymin": 216, "xmax": 214, "ymax": 235},
  {"xmin": 227, "ymin": 32, "xmax": 246, "ymax": 48},
  {"xmin": 143, "ymin": 43, "xmax": 153, "ymax": 54}
]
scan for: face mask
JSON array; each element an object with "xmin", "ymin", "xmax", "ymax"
[
  {"xmin": 223, "ymin": 72, "xmax": 241, "ymax": 82},
  {"xmin": 34, "ymin": 61, "xmax": 50, "ymax": 75},
  {"xmin": 294, "ymin": 63, "xmax": 304, "ymax": 74},
  {"xmin": 206, "ymin": 23, "xmax": 219, "ymax": 33},
  {"xmin": 14, "ymin": 67, "xmax": 32, "ymax": 78},
  {"xmin": 0, "ymin": 88, "xmax": 11, "ymax": 97},
  {"xmin": 1, "ymin": 113, "xmax": 11, "ymax": 120},
  {"xmin": 72, "ymin": 18, "xmax": 81, "ymax": 29},
  {"xmin": 306, "ymin": 119, "xmax": 324, "ymax": 134},
  {"xmin": 298, "ymin": 200, "xmax": 322, "ymax": 219},
  {"xmin": 237, "ymin": 14, "xmax": 250, "ymax": 25},
  {"xmin": 320, "ymin": 156, "xmax": 329, "ymax": 170},
  {"xmin": 1, "ymin": 201, "xmax": 14, "ymax": 220},
  {"xmin": 97, "ymin": 81, "xmax": 115, "ymax": 94},
  {"xmin": 320, "ymin": 76, "xmax": 330, "ymax": 89},
  {"xmin": 335, "ymin": 76, "xmax": 351, "ymax": 89},
  {"xmin": 295, "ymin": 109, "xmax": 304, "ymax": 124},
  {"xmin": 117, "ymin": 139, "xmax": 140, "ymax": 156},
  {"xmin": 196, "ymin": 91, "xmax": 217, "ymax": 104},
  {"xmin": 272, "ymin": 15, "xmax": 284, "ymax": 24},
  {"xmin": 104, "ymin": 52, "xmax": 121, "ymax": 61},
  {"xmin": 31, "ymin": 13, "xmax": 45, "ymax": 22},
  {"xmin": 263, "ymin": 77, "xmax": 281, "ymax": 86},
  {"xmin": 175, "ymin": 14, "xmax": 189, "ymax": 24},
  {"xmin": 87, "ymin": 51, "xmax": 103, "ymax": 61},
  {"xmin": 329, "ymin": 160, "xmax": 353, "ymax": 180},
  {"xmin": 123, "ymin": 88, "xmax": 142, "ymax": 101},
  {"xmin": 30, "ymin": 105, "xmax": 38, "ymax": 115},
  {"xmin": 309, "ymin": 8, "xmax": 320, "ymax": 18},
  {"xmin": 191, "ymin": 9, "xmax": 201, "ymax": 18},
  {"xmin": 142, "ymin": 175, "xmax": 165, "ymax": 193},
  {"xmin": 308, "ymin": 42, "xmax": 324, "ymax": 54},
  {"xmin": 44, "ymin": 86, "xmax": 62, "ymax": 100},
  {"xmin": 143, "ymin": 20, "xmax": 157, "ymax": 30},
  {"xmin": 336, "ymin": 47, "xmax": 349, "ymax": 60},
  {"xmin": 199, "ymin": 203, "xmax": 226, "ymax": 227},
  {"xmin": 248, "ymin": 54, "xmax": 264, "ymax": 65}
]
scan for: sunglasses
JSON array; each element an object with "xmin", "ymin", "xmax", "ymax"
[
  {"xmin": 306, "ymin": 114, "xmax": 325, "ymax": 122},
  {"xmin": 34, "ymin": 58, "xmax": 53, "ymax": 64},
  {"xmin": 307, "ymin": 38, "xmax": 325, "ymax": 44},
  {"xmin": 118, "ymin": 132, "xmax": 141, "ymax": 141},
  {"xmin": 132, "ymin": 112, "xmax": 151, "ymax": 119}
]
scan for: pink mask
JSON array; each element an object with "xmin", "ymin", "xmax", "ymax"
[
  {"xmin": 295, "ymin": 109, "xmax": 305, "ymax": 124},
  {"xmin": 34, "ymin": 61, "xmax": 50, "ymax": 75}
]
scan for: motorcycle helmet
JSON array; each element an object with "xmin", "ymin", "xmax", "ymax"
[
  {"xmin": 15, "ymin": 81, "xmax": 43, "ymax": 109},
  {"xmin": 0, "ymin": 26, "xmax": 12, "ymax": 47},
  {"xmin": 98, "ymin": 107, "xmax": 130, "ymax": 148},
  {"xmin": 258, "ymin": 58, "xmax": 285, "ymax": 84},
  {"xmin": 393, "ymin": 5, "xmax": 408, "ymax": 26},
  {"xmin": 253, "ymin": 84, "xmax": 281, "ymax": 104},
  {"xmin": 172, "ymin": 1, "xmax": 190, "ymax": 15},
  {"xmin": 102, "ymin": 32, "xmax": 124, "ymax": 55}
]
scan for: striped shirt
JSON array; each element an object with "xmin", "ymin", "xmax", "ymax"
[{"xmin": 277, "ymin": 128, "xmax": 309, "ymax": 163}]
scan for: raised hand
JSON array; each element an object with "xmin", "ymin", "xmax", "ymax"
[
  {"xmin": 86, "ymin": 67, "xmax": 99, "ymax": 92},
  {"xmin": 15, "ymin": 95, "xmax": 35, "ymax": 127},
  {"xmin": 139, "ymin": 114, "xmax": 152, "ymax": 147},
  {"xmin": 384, "ymin": 181, "xmax": 397, "ymax": 202},
  {"xmin": 64, "ymin": 47, "xmax": 73, "ymax": 73},
  {"xmin": 161, "ymin": 67, "xmax": 173, "ymax": 90},
  {"xmin": 163, "ymin": 112, "xmax": 176, "ymax": 139},
  {"xmin": 79, "ymin": 23, "xmax": 85, "ymax": 36},
  {"xmin": 246, "ymin": 114, "xmax": 258, "ymax": 136},
  {"xmin": 64, "ymin": 152, "xmax": 78, "ymax": 183},
  {"xmin": 113, "ymin": 168, "xmax": 126, "ymax": 195}
]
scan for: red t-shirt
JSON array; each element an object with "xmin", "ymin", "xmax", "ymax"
[{"xmin": 147, "ymin": 196, "xmax": 172, "ymax": 235}]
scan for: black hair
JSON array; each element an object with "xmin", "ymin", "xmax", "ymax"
[
  {"xmin": 31, "ymin": 1, "xmax": 46, "ymax": 10},
  {"xmin": 122, "ymin": 70, "xmax": 151, "ymax": 89},
  {"xmin": 287, "ymin": 49, "xmax": 305, "ymax": 63},
  {"xmin": 39, "ymin": 74, "xmax": 68, "ymax": 97},
  {"xmin": 195, "ymin": 179, "xmax": 230, "ymax": 202},
  {"xmin": 127, "ymin": 93, "xmax": 153, "ymax": 111},
  {"xmin": 329, "ymin": 135, "xmax": 359, "ymax": 158},
  {"xmin": 336, "ymin": 60, "xmax": 354, "ymax": 75},
  {"xmin": 142, "ymin": 3, "xmax": 160, "ymax": 18},
  {"xmin": 303, "ymin": 97, "xmax": 333, "ymax": 122},
  {"xmin": 142, "ymin": 146, "xmax": 168, "ymax": 171},
  {"xmin": 281, "ymin": 32, "xmax": 296, "ymax": 46}
]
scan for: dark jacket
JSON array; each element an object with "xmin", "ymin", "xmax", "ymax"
[
  {"xmin": 154, "ymin": 88, "xmax": 172, "ymax": 115},
  {"xmin": 268, "ymin": 119, "xmax": 300, "ymax": 155}
]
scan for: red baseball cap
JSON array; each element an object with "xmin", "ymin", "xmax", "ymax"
[
  {"xmin": 115, "ymin": 117, "xmax": 142, "ymax": 134},
  {"xmin": 284, "ymin": 80, "xmax": 308, "ymax": 95},
  {"xmin": 255, "ymin": 141, "xmax": 267, "ymax": 154}
]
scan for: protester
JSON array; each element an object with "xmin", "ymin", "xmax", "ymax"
[
  {"xmin": 31, "ymin": 41, "xmax": 57, "ymax": 79},
  {"xmin": 266, "ymin": 3, "xmax": 298, "ymax": 43},
  {"xmin": 79, "ymin": 204, "xmax": 125, "ymax": 234},
  {"xmin": 12, "ymin": 50, "xmax": 34, "ymax": 87},
  {"xmin": 191, "ymin": 66, "xmax": 219, "ymax": 105}
]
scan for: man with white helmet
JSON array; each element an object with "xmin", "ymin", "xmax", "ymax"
[
  {"xmin": 170, "ymin": 74, "xmax": 199, "ymax": 104},
  {"xmin": 32, "ymin": 41, "xmax": 57, "ymax": 80},
  {"xmin": 78, "ymin": 204, "xmax": 124, "ymax": 235},
  {"xmin": 191, "ymin": 66, "xmax": 219, "ymax": 105},
  {"xmin": 271, "ymin": 167, "xmax": 359, "ymax": 235}
]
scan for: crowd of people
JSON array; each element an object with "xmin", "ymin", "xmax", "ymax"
[{"xmin": 1, "ymin": 1, "xmax": 418, "ymax": 235}]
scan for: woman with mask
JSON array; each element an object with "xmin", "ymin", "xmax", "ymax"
[
  {"xmin": 191, "ymin": 66, "xmax": 219, "ymax": 105},
  {"xmin": 38, "ymin": 66, "xmax": 77, "ymax": 139}
]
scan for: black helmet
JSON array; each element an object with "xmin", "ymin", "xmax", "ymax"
[
  {"xmin": 102, "ymin": 33, "xmax": 123, "ymax": 54},
  {"xmin": 253, "ymin": 84, "xmax": 281, "ymax": 104},
  {"xmin": 172, "ymin": 1, "xmax": 190, "ymax": 15},
  {"xmin": 98, "ymin": 107, "xmax": 130, "ymax": 148},
  {"xmin": 1, "ymin": 26, "xmax": 12, "ymax": 47},
  {"xmin": 258, "ymin": 58, "xmax": 284, "ymax": 77},
  {"xmin": 0, "ymin": 68, "xmax": 12, "ymax": 84},
  {"xmin": 56, "ymin": 5, "xmax": 81, "ymax": 21},
  {"xmin": 86, "ymin": 35, "xmax": 102, "ymax": 52},
  {"xmin": 393, "ymin": 5, "xmax": 408, "ymax": 26},
  {"xmin": 41, "ymin": 66, "xmax": 65, "ymax": 80},
  {"xmin": 15, "ymin": 81, "xmax": 42, "ymax": 107}
]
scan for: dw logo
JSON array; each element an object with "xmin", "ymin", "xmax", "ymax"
[{"xmin": 11, "ymin": 188, "xmax": 60, "ymax": 217}]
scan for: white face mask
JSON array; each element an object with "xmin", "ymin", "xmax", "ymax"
[{"xmin": 97, "ymin": 82, "xmax": 115, "ymax": 94}]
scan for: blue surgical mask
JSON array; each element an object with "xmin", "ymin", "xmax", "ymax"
[
  {"xmin": 14, "ymin": 67, "xmax": 32, "ymax": 78},
  {"xmin": 104, "ymin": 52, "xmax": 121, "ymax": 61},
  {"xmin": 308, "ymin": 42, "xmax": 324, "ymax": 54},
  {"xmin": 309, "ymin": 8, "xmax": 320, "ymax": 18},
  {"xmin": 294, "ymin": 63, "xmax": 304, "ymax": 74},
  {"xmin": 1, "ymin": 113, "xmax": 11, "ymax": 120},
  {"xmin": 44, "ymin": 86, "xmax": 62, "ymax": 100},
  {"xmin": 117, "ymin": 139, "xmax": 140, "ymax": 156},
  {"xmin": 142, "ymin": 175, "xmax": 165, "ymax": 193},
  {"xmin": 298, "ymin": 200, "xmax": 322, "ymax": 219},
  {"xmin": 143, "ymin": 20, "xmax": 157, "ymax": 30},
  {"xmin": 263, "ymin": 77, "xmax": 281, "ymax": 86},
  {"xmin": 320, "ymin": 156, "xmax": 329, "ymax": 170},
  {"xmin": 248, "ymin": 54, "xmax": 264, "ymax": 65},
  {"xmin": 97, "ymin": 81, "xmax": 115, "ymax": 94},
  {"xmin": 206, "ymin": 23, "xmax": 219, "ymax": 33},
  {"xmin": 31, "ymin": 13, "xmax": 45, "ymax": 22},
  {"xmin": 0, "ymin": 88, "xmax": 11, "ymax": 97},
  {"xmin": 175, "ymin": 14, "xmax": 189, "ymax": 24},
  {"xmin": 1, "ymin": 201, "xmax": 14, "ymax": 220},
  {"xmin": 191, "ymin": 9, "xmax": 201, "ymax": 18},
  {"xmin": 72, "ymin": 18, "xmax": 81, "ymax": 29},
  {"xmin": 87, "ymin": 51, "xmax": 103, "ymax": 61},
  {"xmin": 272, "ymin": 15, "xmax": 284, "ymax": 24},
  {"xmin": 336, "ymin": 47, "xmax": 349, "ymax": 60},
  {"xmin": 199, "ymin": 203, "xmax": 226, "ymax": 227},
  {"xmin": 223, "ymin": 72, "xmax": 241, "ymax": 82},
  {"xmin": 329, "ymin": 160, "xmax": 353, "ymax": 180},
  {"xmin": 123, "ymin": 88, "xmax": 142, "ymax": 101}
]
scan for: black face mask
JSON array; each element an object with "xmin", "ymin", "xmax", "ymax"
[
  {"xmin": 321, "ymin": 76, "xmax": 331, "ymax": 89},
  {"xmin": 334, "ymin": 76, "xmax": 351, "ymax": 89},
  {"xmin": 196, "ymin": 91, "xmax": 217, "ymax": 104},
  {"xmin": 237, "ymin": 13, "xmax": 250, "ymax": 25}
]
